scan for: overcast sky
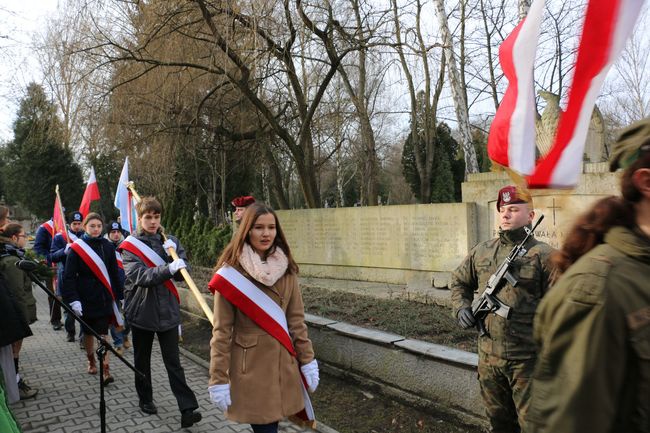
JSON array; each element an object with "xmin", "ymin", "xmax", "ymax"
[{"xmin": 0, "ymin": 0, "xmax": 59, "ymax": 141}]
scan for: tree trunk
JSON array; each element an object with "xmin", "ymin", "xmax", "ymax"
[{"xmin": 432, "ymin": 0, "xmax": 479, "ymax": 175}]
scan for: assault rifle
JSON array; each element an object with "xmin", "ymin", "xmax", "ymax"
[{"xmin": 471, "ymin": 215, "xmax": 544, "ymax": 337}]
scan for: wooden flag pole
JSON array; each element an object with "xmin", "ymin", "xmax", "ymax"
[{"xmin": 126, "ymin": 182, "xmax": 214, "ymax": 326}]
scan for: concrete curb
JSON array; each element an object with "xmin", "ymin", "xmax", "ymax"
[{"xmin": 178, "ymin": 346, "xmax": 342, "ymax": 433}]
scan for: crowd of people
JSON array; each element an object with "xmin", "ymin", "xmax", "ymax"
[{"xmin": 0, "ymin": 117, "xmax": 649, "ymax": 433}]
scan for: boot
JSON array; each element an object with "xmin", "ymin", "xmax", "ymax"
[
  {"xmin": 87, "ymin": 354, "xmax": 97, "ymax": 375},
  {"xmin": 102, "ymin": 361, "xmax": 114, "ymax": 385}
]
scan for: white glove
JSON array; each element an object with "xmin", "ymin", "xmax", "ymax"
[
  {"xmin": 162, "ymin": 239, "xmax": 177, "ymax": 253},
  {"xmin": 300, "ymin": 359, "xmax": 319, "ymax": 393},
  {"xmin": 168, "ymin": 258, "xmax": 186, "ymax": 274},
  {"xmin": 208, "ymin": 384, "xmax": 231, "ymax": 411},
  {"xmin": 64, "ymin": 244, "xmax": 71, "ymax": 254},
  {"xmin": 70, "ymin": 301, "xmax": 83, "ymax": 316}
]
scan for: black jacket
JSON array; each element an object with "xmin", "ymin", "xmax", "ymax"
[
  {"xmin": 62, "ymin": 236, "xmax": 123, "ymax": 319},
  {"xmin": 121, "ymin": 231, "xmax": 188, "ymax": 332},
  {"xmin": 0, "ymin": 274, "xmax": 32, "ymax": 347}
]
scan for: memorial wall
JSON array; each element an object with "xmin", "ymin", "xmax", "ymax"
[{"xmin": 278, "ymin": 163, "xmax": 620, "ymax": 288}]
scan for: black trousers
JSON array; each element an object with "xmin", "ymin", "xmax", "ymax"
[
  {"xmin": 47, "ymin": 277, "xmax": 62, "ymax": 324},
  {"xmin": 251, "ymin": 422, "xmax": 279, "ymax": 433},
  {"xmin": 131, "ymin": 326, "xmax": 198, "ymax": 413}
]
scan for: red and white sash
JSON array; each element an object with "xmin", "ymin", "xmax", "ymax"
[
  {"xmin": 208, "ymin": 265, "xmax": 315, "ymax": 422},
  {"xmin": 119, "ymin": 236, "xmax": 180, "ymax": 302},
  {"xmin": 68, "ymin": 232, "xmax": 79, "ymax": 242},
  {"xmin": 69, "ymin": 239, "xmax": 124, "ymax": 327},
  {"xmin": 115, "ymin": 251, "xmax": 124, "ymax": 270},
  {"xmin": 41, "ymin": 220, "xmax": 55, "ymax": 237}
]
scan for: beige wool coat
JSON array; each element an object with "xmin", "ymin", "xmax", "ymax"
[{"xmin": 208, "ymin": 266, "xmax": 315, "ymax": 424}]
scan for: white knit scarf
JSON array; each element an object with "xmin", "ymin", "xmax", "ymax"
[{"xmin": 239, "ymin": 243, "xmax": 288, "ymax": 287}]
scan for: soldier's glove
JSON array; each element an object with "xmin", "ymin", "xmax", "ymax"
[
  {"xmin": 208, "ymin": 384, "xmax": 231, "ymax": 412},
  {"xmin": 457, "ymin": 307, "xmax": 477, "ymax": 329},
  {"xmin": 300, "ymin": 359, "xmax": 320, "ymax": 393}
]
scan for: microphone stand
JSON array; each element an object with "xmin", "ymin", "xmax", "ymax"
[{"xmin": 17, "ymin": 260, "xmax": 145, "ymax": 433}]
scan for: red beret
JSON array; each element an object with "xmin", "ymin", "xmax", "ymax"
[
  {"xmin": 496, "ymin": 185, "xmax": 530, "ymax": 210},
  {"xmin": 231, "ymin": 195, "xmax": 256, "ymax": 207}
]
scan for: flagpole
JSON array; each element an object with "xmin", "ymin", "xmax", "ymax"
[
  {"xmin": 55, "ymin": 184, "xmax": 71, "ymax": 244},
  {"xmin": 126, "ymin": 182, "xmax": 214, "ymax": 326}
]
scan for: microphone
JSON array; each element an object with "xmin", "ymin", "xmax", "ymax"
[{"xmin": 16, "ymin": 259, "xmax": 38, "ymax": 272}]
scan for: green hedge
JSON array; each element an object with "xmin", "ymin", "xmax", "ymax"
[{"xmin": 163, "ymin": 204, "xmax": 232, "ymax": 267}]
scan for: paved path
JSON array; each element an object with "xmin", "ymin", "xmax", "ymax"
[{"xmin": 10, "ymin": 286, "xmax": 320, "ymax": 433}]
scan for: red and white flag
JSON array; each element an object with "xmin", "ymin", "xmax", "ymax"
[
  {"xmin": 53, "ymin": 190, "xmax": 69, "ymax": 243},
  {"xmin": 528, "ymin": 0, "xmax": 645, "ymax": 188},
  {"xmin": 79, "ymin": 166, "xmax": 101, "ymax": 217},
  {"xmin": 489, "ymin": 0, "xmax": 645, "ymax": 188},
  {"xmin": 487, "ymin": 0, "xmax": 546, "ymax": 175}
]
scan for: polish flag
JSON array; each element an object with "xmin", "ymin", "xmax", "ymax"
[
  {"xmin": 114, "ymin": 157, "xmax": 137, "ymax": 234},
  {"xmin": 53, "ymin": 189, "xmax": 69, "ymax": 243},
  {"xmin": 487, "ymin": 0, "xmax": 545, "ymax": 176},
  {"xmin": 528, "ymin": 0, "xmax": 645, "ymax": 188},
  {"xmin": 79, "ymin": 166, "xmax": 101, "ymax": 217}
]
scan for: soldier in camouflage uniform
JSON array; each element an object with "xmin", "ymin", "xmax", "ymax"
[
  {"xmin": 525, "ymin": 118, "xmax": 650, "ymax": 433},
  {"xmin": 450, "ymin": 186, "xmax": 554, "ymax": 433}
]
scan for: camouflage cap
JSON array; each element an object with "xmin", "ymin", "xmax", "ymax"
[
  {"xmin": 609, "ymin": 117, "xmax": 650, "ymax": 171},
  {"xmin": 496, "ymin": 185, "xmax": 532, "ymax": 211}
]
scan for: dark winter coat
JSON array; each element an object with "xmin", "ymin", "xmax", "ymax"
[
  {"xmin": 50, "ymin": 230, "xmax": 84, "ymax": 294},
  {"xmin": 0, "ymin": 239, "xmax": 37, "ymax": 324},
  {"xmin": 0, "ymin": 274, "xmax": 32, "ymax": 347},
  {"xmin": 121, "ymin": 231, "xmax": 188, "ymax": 332},
  {"xmin": 61, "ymin": 235, "xmax": 123, "ymax": 319},
  {"xmin": 33, "ymin": 223, "xmax": 53, "ymax": 264}
]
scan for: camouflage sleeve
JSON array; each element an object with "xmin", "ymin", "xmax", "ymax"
[{"xmin": 449, "ymin": 246, "xmax": 479, "ymax": 317}]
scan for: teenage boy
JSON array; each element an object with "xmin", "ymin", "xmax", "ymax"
[{"xmin": 120, "ymin": 197, "xmax": 201, "ymax": 428}]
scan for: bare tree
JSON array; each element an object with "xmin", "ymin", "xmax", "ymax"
[{"xmin": 432, "ymin": 0, "xmax": 479, "ymax": 175}]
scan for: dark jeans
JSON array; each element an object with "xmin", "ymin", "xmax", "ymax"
[
  {"xmin": 131, "ymin": 326, "xmax": 198, "ymax": 413},
  {"xmin": 251, "ymin": 422, "xmax": 279, "ymax": 433}
]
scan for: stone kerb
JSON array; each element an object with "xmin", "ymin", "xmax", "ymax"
[{"xmin": 276, "ymin": 203, "xmax": 477, "ymax": 287}]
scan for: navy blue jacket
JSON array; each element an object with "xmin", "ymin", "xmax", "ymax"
[
  {"xmin": 50, "ymin": 230, "xmax": 84, "ymax": 293},
  {"xmin": 33, "ymin": 223, "xmax": 53, "ymax": 264},
  {"xmin": 61, "ymin": 236, "xmax": 124, "ymax": 318}
]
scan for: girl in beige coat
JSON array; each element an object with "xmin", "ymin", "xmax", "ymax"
[{"xmin": 208, "ymin": 203, "xmax": 319, "ymax": 433}]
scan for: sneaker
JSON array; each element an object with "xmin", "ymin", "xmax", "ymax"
[
  {"xmin": 18, "ymin": 379, "xmax": 37, "ymax": 400},
  {"xmin": 52, "ymin": 322, "xmax": 63, "ymax": 331},
  {"xmin": 180, "ymin": 410, "xmax": 202, "ymax": 428}
]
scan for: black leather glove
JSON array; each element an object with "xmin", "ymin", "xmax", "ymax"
[{"xmin": 457, "ymin": 307, "xmax": 477, "ymax": 329}]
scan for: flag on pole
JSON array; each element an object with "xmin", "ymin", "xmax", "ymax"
[
  {"xmin": 79, "ymin": 166, "xmax": 101, "ymax": 217},
  {"xmin": 487, "ymin": 0, "xmax": 546, "ymax": 176},
  {"xmin": 528, "ymin": 0, "xmax": 645, "ymax": 188},
  {"xmin": 53, "ymin": 185, "xmax": 69, "ymax": 243},
  {"xmin": 488, "ymin": 0, "xmax": 645, "ymax": 188},
  {"xmin": 114, "ymin": 157, "xmax": 137, "ymax": 233}
]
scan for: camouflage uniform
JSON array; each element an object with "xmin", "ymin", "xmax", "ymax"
[{"xmin": 450, "ymin": 225, "xmax": 554, "ymax": 433}]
